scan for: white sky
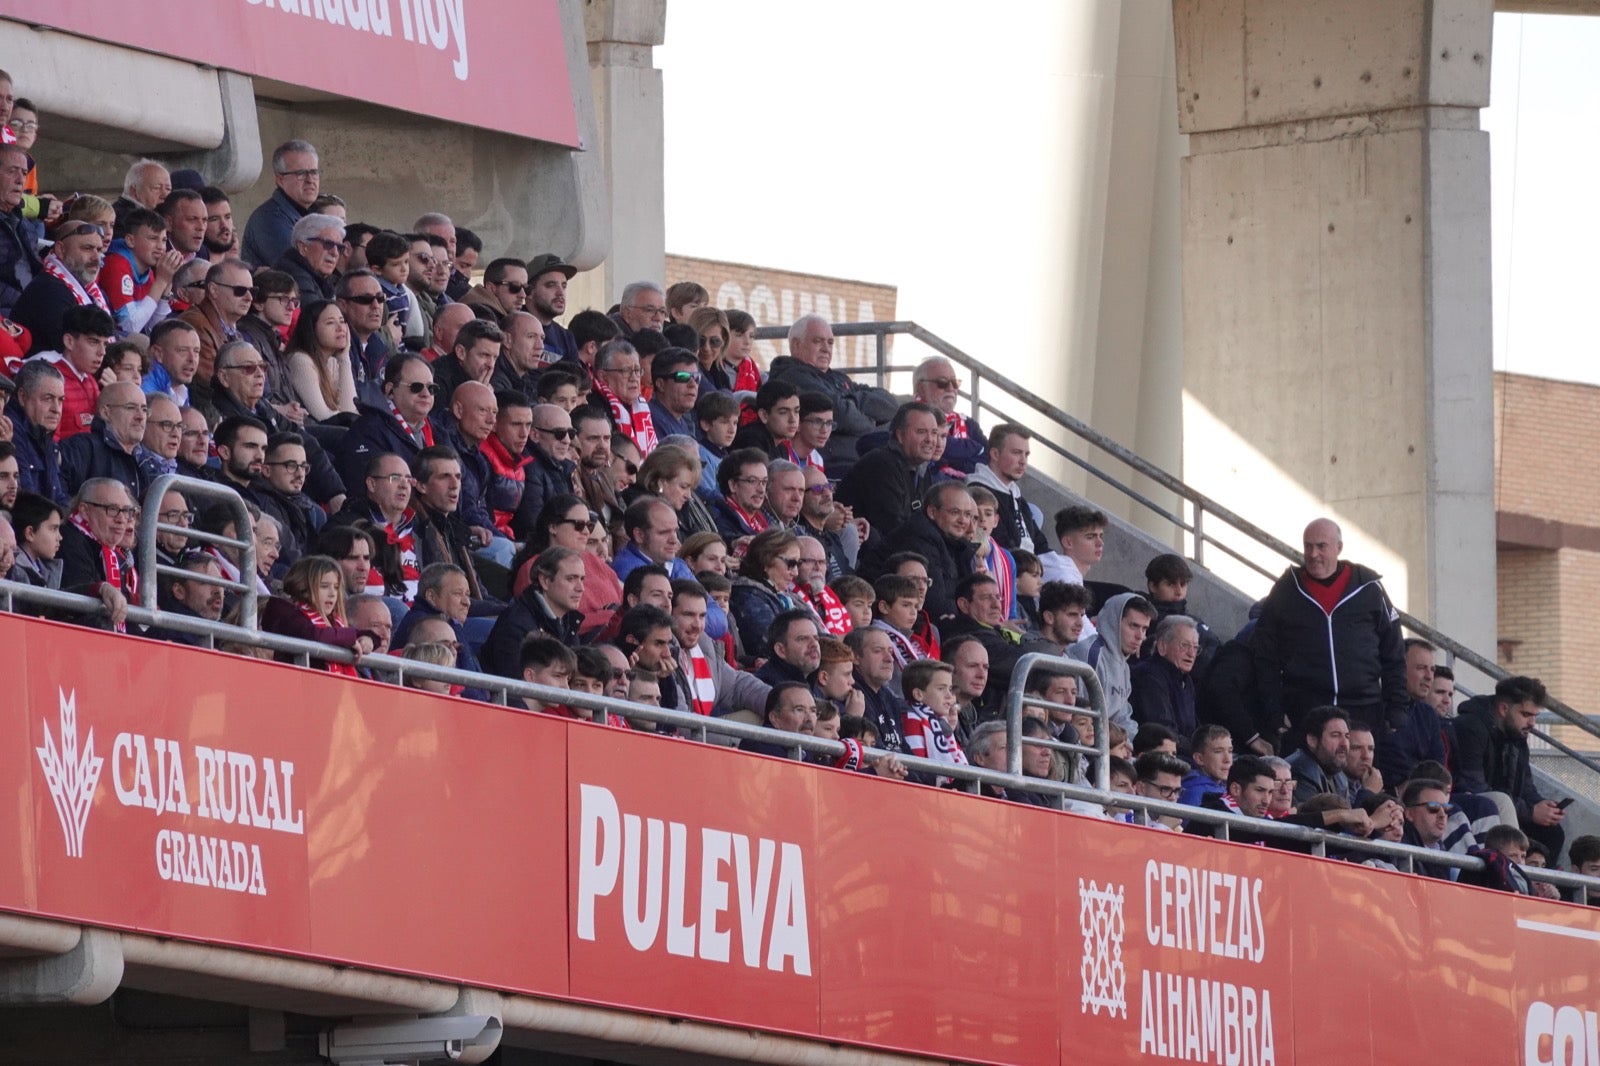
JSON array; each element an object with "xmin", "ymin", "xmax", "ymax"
[{"xmin": 659, "ymin": 7, "xmax": 1596, "ymax": 386}]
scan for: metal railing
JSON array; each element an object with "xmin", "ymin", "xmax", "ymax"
[
  {"xmin": 3, "ymin": 578, "xmax": 1596, "ymax": 901},
  {"xmin": 754, "ymin": 321, "xmax": 1600, "ymax": 750},
  {"xmin": 136, "ymin": 473, "xmax": 260, "ymax": 630}
]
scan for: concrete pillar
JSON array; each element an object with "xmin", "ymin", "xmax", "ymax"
[
  {"xmin": 1172, "ymin": 0, "xmax": 1496, "ymax": 660},
  {"xmin": 570, "ymin": 0, "xmax": 667, "ymax": 316}
]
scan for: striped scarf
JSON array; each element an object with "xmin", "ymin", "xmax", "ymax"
[
  {"xmin": 43, "ymin": 252, "xmax": 110, "ymax": 313},
  {"xmin": 945, "ymin": 411, "xmax": 973, "ymax": 439},
  {"xmin": 982, "ymin": 541, "xmax": 1018, "ymax": 620},
  {"xmin": 593, "ymin": 378, "xmax": 657, "ymax": 454},
  {"xmin": 684, "ymin": 643, "xmax": 716, "ymax": 716},
  {"xmin": 871, "ymin": 619, "xmax": 927, "ymax": 668}
]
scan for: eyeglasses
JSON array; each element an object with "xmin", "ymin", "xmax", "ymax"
[
  {"xmin": 557, "ymin": 516, "xmax": 597, "ymax": 532},
  {"xmin": 805, "ymin": 482, "xmax": 834, "ymax": 495},
  {"xmin": 699, "ymin": 335, "xmax": 725, "ymax": 350},
  {"xmin": 266, "ymin": 293, "xmax": 301, "ymax": 307},
  {"xmin": 535, "ymin": 426, "xmax": 576, "ymax": 440},
  {"xmin": 368, "ymin": 472, "xmax": 411, "ymax": 485},
  {"xmin": 603, "ymin": 364, "xmax": 643, "ymax": 377},
  {"xmin": 778, "ymin": 557, "xmax": 801, "ymax": 569},
  {"xmin": 9, "ymin": 120, "xmax": 38, "ymax": 132},
  {"xmin": 149, "ymin": 418, "xmax": 184, "ymax": 433},
  {"xmin": 498, "ymin": 281, "xmax": 528, "ymax": 294},
  {"xmin": 342, "ymin": 292, "xmax": 383, "ymax": 306},
  {"xmin": 924, "ymin": 376, "xmax": 960, "ymax": 390},
  {"xmin": 267, "ymin": 460, "xmax": 312, "ymax": 473},
  {"xmin": 733, "ymin": 475, "xmax": 766, "ymax": 486},
  {"xmin": 158, "ymin": 509, "xmax": 197, "ymax": 525},
  {"xmin": 630, "ymin": 304, "xmax": 666, "ymax": 318},
  {"xmin": 802, "ymin": 418, "xmax": 836, "ymax": 431},
  {"xmin": 305, "ymin": 236, "xmax": 342, "ymax": 253},
  {"xmin": 178, "ymin": 281, "xmax": 207, "ymax": 292},
  {"xmin": 1407, "ymin": 801, "xmax": 1449, "ymax": 815},
  {"xmin": 210, "ymin": 282, "xmax": 253, "ymax": 298},
  {"xmin": 182, "ymin": 427, "xmax": 212, "ymax": 441},
  {"xmin": 83, "ymin": 500, "xmax": 140, "ymax": 520},
  {"xmin": 280, "ymin": 167, "xmax": 321, "ymax": 180},
  {"xmin": 399, "ymin": 381, "xmax": 441, "ymax": 395},
  {"xmin": 106, "ymin": 402, "xmax": 148, "ymax": 415},
  {"xmin": 413, "ymin": 253, "xmax": 436, "ymax": 267},
  {"xmin": 220, "ymin": 362, "xmax": 267, "ymax": 375},
  {"xmin": 661, "ymin": 370, "xmax": 700, "ymax": 384},
  {"xmin": 1148, "ymin": 784, "xmax": 1181, "ymax": 799}
]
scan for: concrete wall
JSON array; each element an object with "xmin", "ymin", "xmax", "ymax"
[{"xmin": 1172, "ymin": 1, "xmax": 1498, "ymax": 668}]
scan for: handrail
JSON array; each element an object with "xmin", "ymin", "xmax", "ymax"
[
  {"xmin": 755, "ymin": 321, "xmax": 1600, "ymax": 747},
  {"xmin": 137, "ymin": 472, "xmax": 260, "ymax": 630},
  {"xmin": 4, "ymin": 577, "xmax": 1596, "ymax": 901}
]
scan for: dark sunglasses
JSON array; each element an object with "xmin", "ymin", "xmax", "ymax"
[
  {"xmin": 558, "ymin": 516, "xmax": 597, "ymax": 532},
  {"xmin": 536, "ymin": 425, "xmax": 576, "ymax": 440},
  {"xmin": 660, "ymin": 370, "xmax": 700, "ymax": 384},
  {"xmin": 210, "ymin": 282, "xmax": 253, "ymax": 298},
  {"xmin": 1406, "ymin": 801, "xmax": 1449, "ymax": 815},
  {"xmin": 398, "ymin": 381, "xmax": 441, "ymax": 396},
  {"xmin": 499, "ymin": 281, "xmax": 528, "ymax": 294},
  {"xmin": 778, "ymin": 557, "xmax": 801, "ymax": 569},
  {"xmin": 342, "ymin": 293, "xmax": 384, "ymax": 306}
]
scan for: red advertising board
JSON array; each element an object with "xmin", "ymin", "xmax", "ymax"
[
  {"xmin": 3, "ymin": 614, "xmax": 1599, "ymax": 1064},
  {"xmin": 3, "ymin": 0, "xmax": 579, "ymax": 147}
]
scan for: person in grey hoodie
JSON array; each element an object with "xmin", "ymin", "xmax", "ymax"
[{"xmin": 1068, "ymin": 591, "xmax": 1157, "ymax": 734}]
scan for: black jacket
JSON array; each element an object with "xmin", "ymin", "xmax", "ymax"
[
  {"xmin": 835, "ymin": 443, "xmax": 928, "ymax": 542},
  {"xmin": 513, "ymin": 444, "xmax": 576, "ymax": 542},
  {"xmin": 0, "ymin": 204, "xmax": 43, "ymax": 313},
  {"xmin": 766, "ymin": 355, "xmax": 897, "ymax": 473},
  {"xmin": 334, "ymin": 403, "xmax": 426, "ymax": 495},
  {"xmin": 873, "ymin": 509, "xmax": 974, "ymax": 623},
  {"xmin": 272, "ymin": 245, "xmax": 337, "ymax": 306},
  {"xmin": 489, "ymin": 356, "xmax": 540, "ymax": 407},
  {"xmin": 1129, "ymin": 654, "xmax": 1198, "ymax": 737},
  {"xmin": 481, "ymin": 589, "xmax": 583, "ymax": 678},
  {"xmin": 59, "ymin": 417, "xmax": 145, "ymax": 501},
  {"xmin": 1453, "ymin": 694, "xmax": 1543, "ymax": 820},
  {"xmin": 12, "ymin": 272, "xmax": 80, "ymax": 355},
  {"xmin": 6, "ymin": 399, "xmax": 68, "ymax": 504},
  {"xmin": 1252, "ymin": 563, "xmax": 1406, "ymax": 731},
  {"xmin": 438, "ymin": 421, "xmax": 496, "ymax": 533},
  {"xmin": 212, "ymin": 388, "xmax": 346, "ymax": 505}
]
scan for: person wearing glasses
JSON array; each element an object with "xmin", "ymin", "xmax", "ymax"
[
  {"xmin": 212, "ymin": 339, "xmax": 347, "ymax": 510},
  {"xmin": 253, "ymin": 431, "xmax": 326, "ymax": 570},
  {"xmin": 459, "ymin": 257, "xmax": 529, "ymax": 328},
  {"xmin": 134, "ymin": 394, "xmax": 183, "ymax": 489},
  {"xmin": 510, "ymin": 493, "xmax": 622, "ymax": 637},
  {"xmin": 645, "ymin": 347, "xmax": 701, "ymax": 440},
  {"xmin": 243, "ymin": 139, "xmax": 322, "ymax": 268},
  {"xmin": 335, "ymin": 269, "xmax": 395, "ymax": 404},
  {"xmin": 609, "ymin": 280, "xmax": 667, "ymax": 343},
  {"xmin": 1399, "ymin": 778, "xmax": 1461, "ymax": 879},
  {"xmin": 58, "ymin": 476, "xmax": 138, "ymax": 632},
  {"xmin": 334, "ymin": 353, "xmax": 438, "ymax": 492},
  {"xmin": 276, "ymin": 212, "xmax": 344, "ymax": 306},
  {"xmin": 176, "ymin": 259, "xmax": 256, "ymax": 385},
  {"xmin": 515, "ymin": 402, "xmax": 580, "ymax": 539},
  {"xmin": 728, "ymin": 527, "xmax": 804, "ymax": 662},
  {"xmin": 236, "ymin": 268, "xmax": 303, "ymax": 422}
]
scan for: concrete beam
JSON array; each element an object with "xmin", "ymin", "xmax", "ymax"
[{"xmin": 0, "ymin": 927, "xmax": 122, "ymax": 1006}]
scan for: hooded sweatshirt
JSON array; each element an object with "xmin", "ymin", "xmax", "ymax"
[{"xmin": 1067, "ymin": 591, "xmax": 1144, "ymax": 734}]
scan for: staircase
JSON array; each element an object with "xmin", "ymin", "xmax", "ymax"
[{"xmin": 754, "ymin": 321, "xmax": 1600, "ymax": 828}]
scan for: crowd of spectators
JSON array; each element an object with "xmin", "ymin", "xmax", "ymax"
[{"xmin": 0, "ymin": 89, "xmax": 1592, "ymax": 895}]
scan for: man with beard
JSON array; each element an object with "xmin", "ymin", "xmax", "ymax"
[
  {"xmin": 14, "ymin": 220, "xmax": 110, "ymax": 357},
  {"xmin": 201, "ymin": 186, "xmax": 238, "ymax": 259},
  {"xmin": 212, "ymin": 414, "xmax": 269, "ymax": 505},
  {"xmin": 1455, "ymin": 675, "xmax": 1566, "ymax": 862},
  {"xmin": 525, "ymin": 253, "xmax": 578, "ymax": 362},
  {"xmin": 572, "ymin": 404, "xmax": 621, "ymax": 527},
  {"xmin": 253, "ymin": 431, "xmax": 326, "ymax": 568}
]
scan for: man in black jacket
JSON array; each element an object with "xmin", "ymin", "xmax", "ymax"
[
  {"xmin": 1253, "ymin": 517, "xmax": 1406, "ymax": 744},
  {"xmin": 1454, "ymin": 675, "xmax": 1565, "ymax": 861},
  {"xmin": 836, "ymin": 401, "xmax": 940, "ymax": 539},
  {"xmin": 212, "ymin": 339, "xmax": 345, "ymax": 508},
  {"xmin": 60, "ymin": 382, "xmax": 147, "ymax": 501},
  {"xmin": 871, "ymin": 481, "xmax": 977, "ymax": 622},
  {"xmin": 766, "ymin": 314, "xmax": 898, "ymax": 474}
]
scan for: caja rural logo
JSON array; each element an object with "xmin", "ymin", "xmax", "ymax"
[{"xmin": 35, "ymin": 688, "xmax": 306, "ymax": 896}]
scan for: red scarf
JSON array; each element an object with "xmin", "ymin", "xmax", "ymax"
[
  {"xmin": 983, "ymin": 541, "xmax": 1017, "ymax": 620},
  {"xmin": 386, "ymin": 399, "xmax": 435, "ymax": 447},
  {"xmin": 296, "ymin": 601, "xmax": 359, "ymax": 677},
  {"xmin": 945, "ymin": 411, "xmax": 972, "ymax": 439},
  {"xmin": 70, "ymin": 511, "xmax": 136, "ymax": 632},
  {"xmin": 593, "ymin": 378, "xmax": 657, "ymax": 454},
  {"xmin": 872, "ymin": 619, "xmax": 928, "ymax": 668},
  {"xmin": 725, "ymin": 498, "xmax": 768, "ymax": 536},
  {"xmin": 800, "ymin": 584, "xmax": 853, "ymax": 636},
  {"xmin": 733, "ymin": 357, "xmax": 762, "ymax": 393},
  {"xmin": 43, "ymin": 253, "xmax": 110, "ymax": 313},
  {"xmin": 685, "ymin": 644, "xmax": 716, "ymax": 716}
]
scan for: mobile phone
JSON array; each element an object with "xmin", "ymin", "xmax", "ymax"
[{"xmin": 1556, "ymin": 797, "xmax": 1575, "ymax": 810}]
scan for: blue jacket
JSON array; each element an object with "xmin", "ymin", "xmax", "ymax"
[
  {"xmin": 0, "ymin": 204, "xmax": 43, "ymax": 315},
  {"xmin": 59, "ymin": 417, "xmax": 145, "ymax": 502},
  {"xmin": 1375, "ymin": 698, "xmax": 1448, "ymax": 788},
  {"xmin": 5, "ymin": 398, "xmax": 66, "ymax": 505},
  {"xmin": 243, "ymin": 187, "xmax": 309, "ymax": 268},
  {"xmin": 393, "ymin": 595, "xmax": 489, "ymax": 700},
  {"xmin": 728, "ymin": 576, "xmax": 789, "ymax": 660},
  {"xmin": 439, "ymin": 421, "xmax": 495, "ymax": 533},
  {"xmin": 1178, "ymin": 766, "xmax": 1226, "ymax": 808},
  {"xmin": 611, "ymin": 541, "xmax": 692, "ymax": 584},
  {"xmin": 334, "ymin": 404, "xmax": 427, "ymax": 496}
]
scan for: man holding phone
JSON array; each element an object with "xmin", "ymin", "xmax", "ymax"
[{"xmin": 1453, "ymin": 675, "xmax": 1566, "ymax": 863}]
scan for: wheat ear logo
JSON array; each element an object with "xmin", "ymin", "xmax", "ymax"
[{"xmin": 35, "ymin": 688, "xmax": 104, "ymax": 858}]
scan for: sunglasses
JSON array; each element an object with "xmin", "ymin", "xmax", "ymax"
[
  {"xmin": 210, "ymin": 282, "xmax": 254, "ymax": 298},
  {"xmin": 558, "ymin": 516, "xmax": 597, "ymax": 532},
  {"xmin": 925, "ymin": 376, "xmax": 960, "ymax": 390},
  {"xmin": 499, "ymin": 281, "xmax": 528, "ymax": 294},
  {"xmin": 778, "ymin": 557, "xmax": 801, "ymax": 569},
  {"xmin": 399, "ymin": 381, "xmax": 441, "ymax": 395},
  {"xmin": 342, "ymin": 292, "xmax": 384, "ymax": 306},
  {"xmin": 536, "ymin": 426, "xmax": 576, "ymax": 440},
  {"xmin": 661, "ymin": 370, "xmax": 700, "ymax": 384},
  {"xmin": 1406, "ymin": 801, "xmax": 1449, "ymax": 815}
]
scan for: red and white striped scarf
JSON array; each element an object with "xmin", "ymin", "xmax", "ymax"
[
  {"xmin": 732, "ymin": 356, "xmax": 762, "ymax": 393},
  {"xmin": 70, "ymin": 511, "xmax": 136, "ymax": 632},
  {"xmin": 296, "ymin": 601, "xmax": 359, "ymax": 677},
  {"xmin": 800, "ymin": 583, "xmax": 852, "ymax": 636},
  {"xmin": 983, "ymin": 541, "xmax": 1017, "ymax": 620},
  {"xmin": 593, "ymin": 378, "xmax": 657, "ymax": 454},
  {"xmin": 724, "ymin": 498, "xmax": 768, "ymax": 536},
  {"xmin": 901, "ymin": 700, "xmax": 969, "ymax": 782},
  {"xmin": 684, "ymin": 643, "xmax": 716, "ymax": 716},
  {"xmin": 385, "ymin": 399, "xmax": 435, "ymax": 447},
  {"xmin": 43, "ymin": 252, "xmax": 110, "ymax": 313},
  {"xmin": 945, "ymin": 411, "xmax": 973, "ymax": 439},
  {"xmin": 871, "ymin": 619, "xmax": 927, "ymax": 668}
]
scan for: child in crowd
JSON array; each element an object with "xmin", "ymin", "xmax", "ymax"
[
  {"xmin": 899, "ymin": 659, "xmax": 968, "ymax": 786},
  {"xmin": 814, "ymin": 636, "xmax": 861, "ymax": 719},
  {"xmin": 831, "ymin": 574, "xmax": 874, "ymax": 631},
  {"xmin": 363, "ymin": 231, "xmax": 412, "ymax": 340},
  {"xmin": 870, "ymin": 574, "xmax": 930, "ymax": 688},
  {"xmin": 1014, "ymin": 549, "xmax": 1043, "ymax": 631}
]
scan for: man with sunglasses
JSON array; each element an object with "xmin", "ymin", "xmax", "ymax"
[
  {"xmin": 1400, "ymin": 778, "xmax": 1460, "ymax": 880},
  {"xmin": 335, "ymin": 353, "xmax": 438, "ymax": 494},
  {"xmin": 176, "ymin": 259, "xmax": 255, "ymax": 385},
  {"xmin": 236, "ymin": 269, "xmax": 305, "ymax": 424},
  {"xmin": 460, "ymin": 257, "xmax": 528, "ymax": 327},
  {"xmin": 212, "ymin": 339, "xmax": 346, "ymax": 510},
  {"xmin": 276, "ymin": 212, "xmax": 343, "ymax": 306},
  {"xmin": 243, "ymin": 139, "xmax": 322, "ymax": 268},
  {"xmin": 646, "ymin": 347, "xmax": 701, "ymax": 441},
  {"xmin": 60, "ymin": 380, "xmax": 147, "ymax": 500},
  {"xmin": 337, "ymin": 269, "xmax": 394, "ymax": 406},
  {"xmin": 516, "ymin": 403, "xmax": 580, "ymax": 539}
]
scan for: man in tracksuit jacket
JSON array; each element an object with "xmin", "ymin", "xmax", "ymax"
[{"xmin": 1252, "ymin": 517, "xmax": 1407, "ymax": 750}]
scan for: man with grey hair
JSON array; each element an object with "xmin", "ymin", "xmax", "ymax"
[
  {"xmin": 276, "ymin": 212, "xmax": 344, "ymax": 305},
  {"xmin": 769, "ymin": 313, "xmax": 897, "ymax": 474},
  {"xmin": 59, "ymin": 476, "xmax": 138, "ymax": 631},
  {"xmin": 115, "ymin": 159, "xmax": 171, "ymax": 226},
  {"xmin": 1129, "ymin": 613, "xmax": 1199, "ymax": 736},
  {"xmin": 7, "ymin": 359, "xmax": 67, "ymax": 503},
  {"xmin": 0, "ymin": 142, "xmax": 43, "ymax": 313},
  {"xmin": 243, "ymin": 139, "xmax": 322, "ymax": 267},
  {"xmin": 763, "ymin": 458, "xmax": 806, "ymax": 530},
  {"xmin": 611, "ymin": 280, "xmax": 667, "ymax": 340},
  {"xmin": 589, "ymin": 339, "xmax": 655, "ymax": 454},
  {"xmin": 60, "ymin": 380, "xmax": 147, "ymax": 500}
]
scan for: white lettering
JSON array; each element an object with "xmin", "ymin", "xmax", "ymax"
[
  {"xmin": 733, "ymin": 835, "xmax": 775, "ymax": 968},
  {"xmin": 1140, "ymin": 970, "xmax": 1276, "ymax": 1065},
  {"xmin": 113, "ymin": 733, "xmax": 141, "ymax": 806},
  {"xmin": 766, "ymin": 843, "xmax": 810, "ymax": 975},
  {"xmin": 576, "ymin": 784, "xmax": 619, "ymax": 941},
  {"xmin": 154, "ymin": 830, "xmax": 265, "ymax": 896},
  {"xmin": 665, "ymin": 821, "xmax": 696, "ymax": 957},
  {"xmin": 621, "ymin": 815, "xmax": 664, "ymax": 952},
  {"xmin": 697, "ymin": 829, "xmax": 732, "ymax": 963}
]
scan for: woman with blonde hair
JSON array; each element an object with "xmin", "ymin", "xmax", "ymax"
[
  {"xmin": 284, "ymin": 298, "xmax": 357, "ymax": 422},
  {"xmin": 634, "ymin": 441, "xmax": 717, "ymax": 538},
  {"xmin": 688, "ymin": 305, "xmax": 733, "ymax": 390}
]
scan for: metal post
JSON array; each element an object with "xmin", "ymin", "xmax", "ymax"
[
  {"xmin": 875, "ymin": 330, "xmax": 887, "ymax": 390},
  {"xmin": 1192, "ymin": 505, "xmax": 1205, "ymax": 567}
]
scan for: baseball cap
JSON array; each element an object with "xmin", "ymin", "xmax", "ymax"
[{"xmin": 526, "ymin": 253, "xmax": 577, "ymax": 280}]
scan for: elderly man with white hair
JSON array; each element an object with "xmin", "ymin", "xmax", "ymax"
[
  {"xmin": 274, "ymin": 212, "xmax": 344, "ymax": 305},
  {"xmin": 113, "ymin": 158, "xmax": 171, "ymax": 227},
  {"xmin": 767, "ymin": 313, "xmax": 898, "ymax": 475}
]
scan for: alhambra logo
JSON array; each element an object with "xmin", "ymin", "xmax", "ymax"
[
  {"xmin": 35, "ymin": 688, "xmax": 104, "ymax": 858},
  {"xmin": 1079, "ymin": 878, "xmax": 1126, "ymax": 1018}
]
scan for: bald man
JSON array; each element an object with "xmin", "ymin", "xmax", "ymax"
[
  {"xmin": 491, "ymin": 310, "xmax": 545, "ymax": 404},
  {"xmin": 421, "ymin": 301, "xmax": 475, "ymax": 363},
  {"xmin": 60, "ymin": 381, "xmax": 148, "ymax": 499},
  {"xmin": 1252, "ymin": 517, "xmax": 1407, "ymax": 752},
  {"xmin": 441, "ymin": 379, "xmax": 509, "ymax": 567},
  {"xmin": 514, "ymin": 402, "xmax": 578, "ymax": 541}
]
